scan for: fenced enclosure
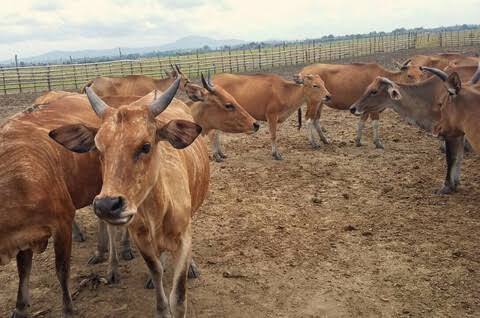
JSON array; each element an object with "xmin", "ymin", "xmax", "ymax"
[{"xmin": 1, "ymin": 29, "xmax": 480, "ymax": 94}]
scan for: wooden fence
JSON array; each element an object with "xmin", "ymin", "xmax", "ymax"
[{"xmin": 1, "ymin": 29, "xmax": 479, "ymax": 94}]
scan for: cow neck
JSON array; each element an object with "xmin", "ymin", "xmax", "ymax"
[
  {"xmin": 389, "ymin": 77, "xmax": 443, "ymax": 133},
  {"xmin": 458, "ymin": 89, "xmax": 480, "ymax": 149},
  {"xmin": 284, "ymin": 82, "xmax": 307, "ymax": 113},
  {"xmin": 187, "ymin": 102, "xmax": 210, "ymax": 135}
]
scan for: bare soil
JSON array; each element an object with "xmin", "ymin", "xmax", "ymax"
[{"xmin": 0, "ymin": 47, "xmax": 479, "ymax": 318}]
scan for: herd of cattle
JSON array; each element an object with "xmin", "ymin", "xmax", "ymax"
[{"xmin": 0, "ymin": 51, "xmax": 479, "ymax": 318}]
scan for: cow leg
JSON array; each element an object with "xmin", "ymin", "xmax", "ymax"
[
  {"xmin": 11, "ymin": 249, "xmax": 33, "ymax": 318},
  {"xmin": 72, "ymin": 220, "xmax": 86, "ymax": 242},
  {"xmin": 88, "ymin": 220, "xmax": 108, "ymax": 264},
  {"xmin": 120, "ymin": 228, "xmax": 134, "ymax": 261},
  {"xmin": 438, "ymin": 136, "xmax": 464, "ymax": 194},
  {"xmin": 267, "ymin": 113, "xmax": 282, "ymax": 160},
  {"xmin": 54, "ymin": 224, "xmax": 74, "ymax": 318},
  {"xmin": 355, "ymin": 113, "xmax": 368, "ymax": 147},
  {"xmin": 106, "ymin": 225, "xmax": 120, "ymax": 284},
  {"xmin": 169, "ymin": 225, "xmax": 192, "ymax": 318},
  {"xmin": 370, "ymin": 112, "xmax": 384, "ymax": 149},
  {"xmin": 305, "ymin": 102, "xmax": 320, "ymax": 148},
  {"xmin": 313, "ymin": 104, "xmax": 330, "ymax": 145},
  {"xmin": 187, "ymin": 259, "xmax": 200, "ymax": 279},
  {"xmin": 209, "ymin": 130, "xmax": 226, "ymax": 162}
]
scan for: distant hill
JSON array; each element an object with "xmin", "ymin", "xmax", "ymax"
[{"xmin": 2, "ymin": 36, "xmax": 246, "ymax": 65}]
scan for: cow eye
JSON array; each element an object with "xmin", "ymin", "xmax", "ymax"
[
  {"xmin": 225, "ymin": 103, "xmax": 235, "ymax": 110},
  {"xmin": 313, "ymin": 85, "xmax": 319, "ymax": 88},
  {"xmin": 140, "ymin": 143, "xmax": 151, "ymax": 154},
  {"xmin": 370, "ymin": 90, "xmax": 378, "ymax": 95}
]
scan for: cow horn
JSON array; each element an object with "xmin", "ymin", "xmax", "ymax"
[
  {"xmin": 468, "ymin": 62, "xmax": 480, "ymax": 85},
  {"xmin": 420, "ymin": 66, "xmax": 448, "ymax": 81},
  {"xmin": 149, "ymin": 76, "xmax": 181, "ymax": 117},
  {"xmin": 175, "ymin": 64, "xmax": 184, "ymax": 75},
  {"xmin": 379, "ymin": 77, "xmax": 395, "ymax": 86},
  {"xmin": 201, "ymin": 72, "xmax": 215, "ymax": 93},
  {"xmin": 400, "ymin": 59, "xmax": 411, "ymax": 70},
  {"xmin": 85, "ymin": 87, "xmax": 110, "ymax": 117}
]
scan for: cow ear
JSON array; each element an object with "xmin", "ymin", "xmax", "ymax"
[
  {"xmin": 49, "ymin": 124, "xmax": 97, "ymax": 153},
  {"xmin": 293, "ymin": 74, "xmax": 304, "ymax": 84},
  {"xmin": 446, "ymin": 72, "xmax": 461, "ymax": 95},
  {"xmin": 156, "ymin": 120, "xmax": 202, "ymax": 149},
  {"xmin": 387, "ymin": 86, "xmax": 402, "ymax": 100},
  {"xmin": 185, "ymin": 84, "xmax": 207, "ymax": 102}
]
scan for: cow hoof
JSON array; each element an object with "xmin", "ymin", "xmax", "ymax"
[
  {"xmin": 436, "ymin": 186, "xmax": 455, "ymax": 195},
  {"xmin": 87, "ymin": 254, "xmax": 106, "ymax": 265},
  {"xmin": 310, "ymin": 142, "xmax": 320, "ymax": 149},
  {"xmin": 219, "ymin": 152, "xmax": 227, "ymax": 159},
  {"xmin": 11, "ymin": 311, "xmax": 29, "ymax": 318},
  {"xmin": 144, "ymin": 277, "xmax": 154, "ymax": 289},
  {"xmin": 72, "ymin": 231, "xmax": 86, "ymax": 243},
  {"xmin": 121, "ymin": 249, "xmax": 135, "ymax": 261},
  {"xmin": 213, "ymin": 153, "xmax": 224, "ymax": 163},
  {"xmin": 106, "ymin": 271, "xmax": 121, "ymax": 285},
  {"xmin": 355, "ymin": 140, "xmax": 362, "ymax": 147},
  {"xmin": 272, "ymin": 153, "xmax": 283, "ymax": 160},
  {"xmin": 155, "ymin": 309, "xmax": 172, "ymax": 318},
  {"xmin": 188, "ymin": 261, "xmax": 200, "ymax": 279},
  {"xmin": 321, "ymin": 139, "xmax": 330, "ymax": 145},
  {"xmin": 62, "ymin": 308, "xmax": 75, "ymax": 318},
  {"xmin": 374, "ymin": 141, "xmax": 384, "ymax": 149}
]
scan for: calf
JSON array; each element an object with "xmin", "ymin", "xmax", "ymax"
[
  {"xmin": 348, "ymin": 65, "xmax": 477, "ymax": 194},
  {"xmin": 427, "ymin": 64, "xmax": 480, "ymax": 152},
  {"xmin": 297, "ymin": 63, "xmax": 417, "ymax": 149},
  {"xmin": 51, "ymin": 77, "xmax": 207, "ymax": 318},
  {"xmin": 188, "ymin": 72, "xmax": 330, "ymax": 160}
]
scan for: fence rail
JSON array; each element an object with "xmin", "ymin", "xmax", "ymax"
[{"xmin": 1, "ymin": 29, "xmax": 480, "ymax": 95}]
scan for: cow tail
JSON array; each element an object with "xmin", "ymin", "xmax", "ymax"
[
  {"xmin": 81, "ymin": 79, "xmax": 94, "ymax": 93},
  {"xmin": 297, "ymin": 108, "xmax": 302, "ymax": 130}
]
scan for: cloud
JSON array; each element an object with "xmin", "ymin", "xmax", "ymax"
[{"xmin": 0, "ymin": 0, "xmax": 479, "ymax": 60}]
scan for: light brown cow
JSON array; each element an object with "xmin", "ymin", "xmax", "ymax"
[
  {"xmin": 187, "ymin": 72, "xmax": 330, "ymax": 160},
  {"xmin": 348, "ymin": 65, "xmax": 477, "ymax": 194},
  {"xmin": 428, "ymin": 64, "xmax": 480, "ymax": 152},
  {"xmin": 50, "ymin": 78, "xmax": 206, "ymax": 318},
  {"xmin": 83, "ymin": 65, "xmax": 190, "ymax": 97},
  {"xmin": 397, "ymin": 52, "xmax": 480, "ymax": 81},
  {"xmin": 297, "ymin": 63, "xmax": 417, "ymax": 149}
]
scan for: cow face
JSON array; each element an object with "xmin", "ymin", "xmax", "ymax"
[
  {"xmin": 50, "ymin": 78, "xmax": 202, "ymax": 226},
  {"xmin": 349, "ymin": 77, "xmax": 402, "ymax": 115},
  {"xmin": 432, "ymin": 93, "xmax": 463, "ymax": 138},
  {"xmin": 185, "ymin": 77, "xmax": 259, "ymax": 134},
  {"xmin": 297, "ymin": 74, "xmax": 332, "ymax": 105},
  {"xmin": 166, "ymin": 64, "xmax": 191, "ymax": 91}
]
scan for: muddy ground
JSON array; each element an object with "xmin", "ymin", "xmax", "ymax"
[{"xmin": 0, "ymin": 47, "xmax": 479, "ymax": 318}]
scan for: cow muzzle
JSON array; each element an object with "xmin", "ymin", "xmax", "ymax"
[
  {"xmin": 349, "ymin": 105, "xmax": 362, "ymax": 116},
  {"xmin": 253, "ymin": 121, "xmax": 260, "ymax": 132},
  {"xmin": 93, "ymin": 196, "xmax": 134, "ymax": 225}
]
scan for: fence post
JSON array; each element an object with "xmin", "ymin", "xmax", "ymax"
[
  {"xmin": 229, "ymin": 47, "xmax": 233, "ymax": 72},
  {"xmin": 243, "ymin": 49, "xmax": 247, "ymax": 71},
  {"xmin": 47, "ymin": 65, "xmax": 51, "ymax": 91},
  {"xmin": 15, "ymin": 54, "xmax": 22, "ymax": 93},
  {"xmin": 1, "ymin": 66, "xmax": 6, "ymax": 95},
  {"xmin": 258, "ymin": 46, "xmax": 262, "ymax": 70},
  {"xmin": 31, "ymin": 67, "xmax": 37, "ymax": 93},
  {"xmin": 73, "ymin": 64, "xmax": 78, "ymax": 90}
]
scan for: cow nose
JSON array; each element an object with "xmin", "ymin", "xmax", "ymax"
[
  {"xmin": 93, "ymin": 196, "xmax": 124, "ymax": 218},
  {"xmin": 253, "ymin": 122, "xmax": 260, "ymax": 132},
  {"xmin": 324, "ymin": 95, "xmax": 332, "ymax": 102},
  {"xmin": 350, "ymin": 106, "xmax": 357, "ymax": 114}
]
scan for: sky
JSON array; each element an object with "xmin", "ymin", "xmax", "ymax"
[{"xmin": 0, "ymin": 0, "xmax": 479, "ymax": 61}]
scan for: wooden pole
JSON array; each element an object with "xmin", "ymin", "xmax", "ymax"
[
  {"xmin": 15, "ymin": 54, "xmax": 22, "ymax": 93},
  {"xmin": 1, "ymin": 66, "xmax": 7, "ymax": 95}
]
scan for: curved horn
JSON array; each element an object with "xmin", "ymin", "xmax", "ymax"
[
  {"xmin": 149, "ymin": 76, "xmax": 181, "ymax": 117},
  {"xmin": 201, "ymin": 72, "xmax": 215, "ymax": 93},
  {"xmin": 379, "ymin": 77, "xmax": 395, "ymax": 86},
  {"xmin": 175, "ymin": 64, "xmax": 184, "ymax": 76},
  {"xmin": 400, "ymin": 59, "xmax": 412, "ymax": 70},
  {"xmin": 85, "ymin": 87, "xmax": 110, "ymax": 117},
  {"xmin": 420, "ymin": 66, "xmax": 448, "ymax": 81},
  {"xmin": 468, "ymin": 62, "xmax": 480, "ymax": 85}
]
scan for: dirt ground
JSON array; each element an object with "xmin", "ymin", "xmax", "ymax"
[{"xmin": 0, "ymin": 47, "xmax": 479, "ymax": 318}]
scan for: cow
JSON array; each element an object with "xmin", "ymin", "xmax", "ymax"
[
  {"xmin": 427, "ymin": 64, "xmax": 480, "ymax": 152},
  {"xmin": 187, "ymin": 72, "xmax": 330, "ymax": 161},
  {"xmin": 348, "ymin": 65, "xmax": 478, "ymax": 194},
  {"xmin": 82, "ymin": 64, "xmax": 190, "ymax": 97},
  {"xmin": 396, "ymin": 52, "xmax": 480, "ymax": 81},
  {"xmin": 296, "ymin": 62, "xmax": 418, "ymax": 150},
  {"xmin": 49, "ymin": 77, "xmax": 206, "ymax": 318}
]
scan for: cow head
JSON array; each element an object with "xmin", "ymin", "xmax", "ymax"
[
  {"xmin": 49, "ymin": 78, "xmax": 202, "ymax": 226},
  {"xmin": 294, "ymin": 74, "xmax": 332, "ymax": 104},
  {"xmin": 185, "ymin": 73, "xmax": 259, "ymax": 134},
  {"xmin": 165, "ymin": 64, "xmax": 190, "ymax": 90},
  {"xmin": 395, "ymin": 58, "xmax": 424, "ymax": 82},
  {"xmin": 349, "ymin": 77, "xmax": 402, "ymax": 115}
]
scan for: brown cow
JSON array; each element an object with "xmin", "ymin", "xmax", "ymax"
[
  {"xmin": 50, "ymin": 78, "xmax": 206, "ymax": 318},
  {"xmin": 428, "ymin": 64, "xmax": 480, "ymax": 152},
  {"xmin": 188, "ymin": 72, "xmax": 330, "ymax": 160},
  {"xmin": 83, "ymin": 65, "xmax": 190, "ymax": 97},
  {"xmin": 397, "ymin": 52, "xmax": 480, "ymax": 81},
  {"xmin": 348, "ymin": 65, "xmax": 477, "ymax": 194},
  {"xmin": 297, "ymin": 63, "xmax": 417, "ymax": 149}
]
